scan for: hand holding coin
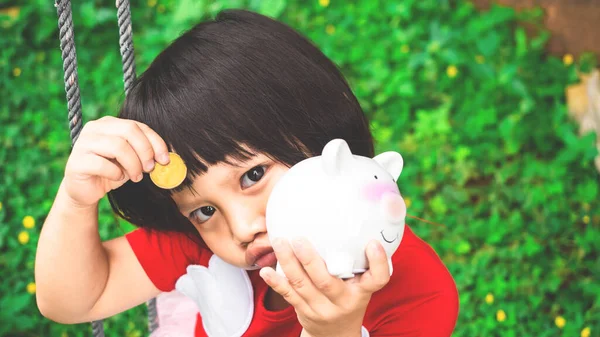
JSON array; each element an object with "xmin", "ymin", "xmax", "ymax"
[{"xmin": 150, "ymin": 152, "xmax": 188, "ymax": 189}]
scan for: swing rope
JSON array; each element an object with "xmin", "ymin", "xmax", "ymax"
[
  {"xmin": 55, "ymin": 0, "xmax": 82, "ymax": 146},
  {"xmin": 54, "ymin": 0, "xmax": 158, "ymax": 335},
  {"xmin": 117, "ymin": 0, "xmax": 137, "ymax": 95}
]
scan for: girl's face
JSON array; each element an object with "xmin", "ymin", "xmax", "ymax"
[{"xmin": 172, "ymin": 152, "xmax": 289, "ymax": 270}]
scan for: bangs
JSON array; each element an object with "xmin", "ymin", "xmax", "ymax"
[{"xmin": 120, "ymin": 53, "xmax": 315, "ymax": 194}]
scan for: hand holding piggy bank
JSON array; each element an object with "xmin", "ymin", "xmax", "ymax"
[{"xmin": 266, "ymin": 139, "xmax": 406, "ymax": 279}]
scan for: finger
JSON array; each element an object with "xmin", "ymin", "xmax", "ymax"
[
  {"xmin": 259, "ymin": 267, "xmax": 312, "ymax": 313},
  {"xmin": 80, "ymin": 134, "xmax": 144, "ymax": 182},
  {"xmin": 291, "ymin": 238, "xmax": 346, "ymax": 302},
  {"xmin": 96, "ymin": 118, "xmax": 159, "ymax": 173},
  {"xmin": 272, "ymin": 239, "xmax": 322, "ymax": 300},
  {"xmin": 358, "ymin": 241, "xmax": 391, "ymax": 293},
  {"xmin": 70, "ymin": 154, "xmax": 125, "ymax": 182},
  {"xmin": 272, "ymin": 239, "xmax": 308, "ymax": 287},
  {"xmin": 134, "ymin": 121, "xmax": 170, "ymax": 165}
]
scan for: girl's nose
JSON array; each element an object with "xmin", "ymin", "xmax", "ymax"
[
  {"xmin": 229, "ymin": 211, "xmax": 267, "ymax": 245},
  {"xmin": 381, "ymin": 192, "xmax": 406, "ymax": 224}
]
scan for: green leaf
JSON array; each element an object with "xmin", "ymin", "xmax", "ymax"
[
  {"xmin": 515, "ymin": 27, "xmax": 528, "ymax": 57},
  {"xmin": 256, "ymin": 0, "xmax": 287, "ymax": 18},
  {"xmin": 0, "ymin": 293, "xmax": 31, "ymax": 316},
  {"xmin": 456, "ymin": 240, "xmax": 472, "ymax": 255}
]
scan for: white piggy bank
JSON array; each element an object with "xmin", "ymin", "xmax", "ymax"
[{"xmin": 266, "ymin": 138, "xmax": 407, "ymax": 279}]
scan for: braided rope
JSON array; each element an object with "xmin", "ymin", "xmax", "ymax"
[
  {"xmin": 116, "ymin": 0, "xmax": 137, "ymax": 95},
  {"xmin": 91, "ymin": 320, "xmax": 105, "ymax": 337},
  {"xmin": 116, "ymin": 0, "xmax": 159, "ymax": 334},
  {"xmin": 147, "ymin": 297, "xmax": 159, "ymax": 333},
  {"xmin": 55, "ymin": 0, "xmax": 83, "ymax": 146}
]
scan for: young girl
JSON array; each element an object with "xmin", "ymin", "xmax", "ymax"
[{"xmin": 35, "ymin": 9, "xmax": 459, "ymax": 337}]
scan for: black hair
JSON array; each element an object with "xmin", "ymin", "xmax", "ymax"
[{"xmin": 108, "ymin": 9, "xmax": 374, "ymax": 240}]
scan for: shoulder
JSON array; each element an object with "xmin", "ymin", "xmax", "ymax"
[
  {"xmin": 126, "ymin": 227, "xmax": 212, "ymax": 291},
  {"xmin": 364, "ymin": 225, "xmax": 459, "ymax": 336}
]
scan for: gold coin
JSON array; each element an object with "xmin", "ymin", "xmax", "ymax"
[{"xmin": 150, "ymin": 152, "xmax": 187, "ymax": 189}]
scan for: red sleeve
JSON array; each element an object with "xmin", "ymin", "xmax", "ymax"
[
  {"xmin": 364, "ymin": 225, "xmax": 459, "ymax": 337},
  {"xmin": 126, "ymin": 228, "xmax": 212, "ymax": 292}
]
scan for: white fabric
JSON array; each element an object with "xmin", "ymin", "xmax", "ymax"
[{"xmin": 175, "ymin": 255, "xmax": 254, "ymax": 337}]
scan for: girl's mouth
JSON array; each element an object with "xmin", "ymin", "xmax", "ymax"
[
  {"xmin": 246, "ymin": 245, "xmax": 276, "ymax": 268},
  {"xmin": 252, "ymin": 251, "xmax": 277, "ymax": 269}
]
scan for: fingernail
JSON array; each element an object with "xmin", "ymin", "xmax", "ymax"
[
  {"xmin": 260, "ymin": 268, "xmax": 273, "ymax": 283},
  {"xmin": 159, "ymin": 153, "xmax": 170, "ymax": 164},
  {"xmin": 144, "ymin": 161, "xmax": 155, "ymax": 172},
  {"xmin": 136, "ymin": 173, "xmax": 144, "ymax": 182}
]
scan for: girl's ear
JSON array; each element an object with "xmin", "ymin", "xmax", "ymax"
[
  {"xmin": 373, "ymin": 152, "xmax": 404, "ymax": 180},
  {"xmin": 321, "ymin": 139, "xmax": 354, "ymax": 176}
]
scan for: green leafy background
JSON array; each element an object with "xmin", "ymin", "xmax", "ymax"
[{"xmin": 1, "ymin": 0, "xmax": 598, "ymax": 336}]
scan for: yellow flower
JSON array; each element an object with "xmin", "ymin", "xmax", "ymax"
[
  {"xmin": 446, "ymin": 65, "xmax": 458, "ymax": 78},
  {"xmin": 496, "ymin": 309, "xmax": 506, "ymax": 322},
  {"xmin": 475, "ymin": 55, "xmax": 485, "ymax": 64},
  {"xmin": 325, "ymin": 24, "xmax": 335, "ymax": 35},
  {"xmin": 13, "ymin": 67, "xmax": 21, "ymax": 77},
  {"xmin": 582, "ymin": 215, "xmax": 590, "ymax": 224},
  {"xmin": 400, "ymin": 45, "xmax": 410, "ymax": 54},
  {"xmin": 319, "ymin": 0, "xmax": 330, "ymax": 7},
  {"xmin": 23, "ymin": 215, "xmax": 35, "ymax": 229},
  {"xmin": 147, "ymin": 0, "xmax": 157, "ymax": 7},
  {"xmin": 555, "ymin": 316, "xmax": 566, "ymax": 329},
  {"xmin": 563, "ymin": 54, "xmax": 574, "ymax": 66},
  {"xmin": 0, "ymin": 6, "xmax": 20, "ymax": 19},
  {"xmin": 405, "ymin": 197, "xmax": 412, "ymax": 208},
  {"xmin": 27, "ymin": 282, "xmax": 36, "ymax": 294},
  {"xmin": 581, "ymin": 327, "xmax": 591, "ymax": 337},
  {"xmin": 18, "ymin": 231, "xmax": 30, "ymax": 244},
  {"xmin": 485, "ymin": 293, "xmax": 494, "ymax": 304},
  {"xmin": 0, "ymin": 201, "xmax": 3, "ymax": 211}
]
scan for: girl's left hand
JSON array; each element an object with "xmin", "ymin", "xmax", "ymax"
[{"xmin": 259, "ymin": 238, "xmax": 391, "ymax": 337}]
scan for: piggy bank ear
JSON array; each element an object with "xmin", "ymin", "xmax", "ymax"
[
  {"xmin": 373, "ymin": 151, "xmax": 404, "ymax": 180},
  {"xmin": 321, "ymin": 139, "xmax": 354, "ymax": 176}
]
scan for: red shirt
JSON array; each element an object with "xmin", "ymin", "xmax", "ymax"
[{"xmin": 126, "ymin": 224, "xmax": 459, "ymax": 337}]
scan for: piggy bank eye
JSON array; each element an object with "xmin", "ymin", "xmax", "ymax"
[{"xmin": 374, "ymin": 175, "xmax": 378, "ymax": 179}]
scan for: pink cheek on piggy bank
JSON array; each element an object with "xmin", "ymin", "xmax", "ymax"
[
  {"xmin": 363, "ymin": 181, "xmax": 400, "ymax": 201},
  {"xmin": 363, "ymin": 182, "xmax": 406, "ymax": 223},
  {"xmin": 381, "ymin": 193, "xmax": 406, "ymax": 222}
]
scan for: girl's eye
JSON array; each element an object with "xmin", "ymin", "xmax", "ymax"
[
  {"xmin": 191, "ymin": 206, "xmax": 216, "ymax": 223},
  {"xmin": 241, "ymin": 165, "xmax": 266, "ymax": 189}
]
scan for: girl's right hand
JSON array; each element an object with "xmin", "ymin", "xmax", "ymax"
[{"xmin": 63, "ymin": 116, "xmax": 171, "ymax": 208}]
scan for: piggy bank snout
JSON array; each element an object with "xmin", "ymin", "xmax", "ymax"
[{"xmin": 381, "ymin": 192, "xmax": 406, "ymax": 224}]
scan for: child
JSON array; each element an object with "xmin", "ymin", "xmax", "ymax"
[{"xmin": 35, "ymin": 9, "xmax": 459, "ymax": 337}]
